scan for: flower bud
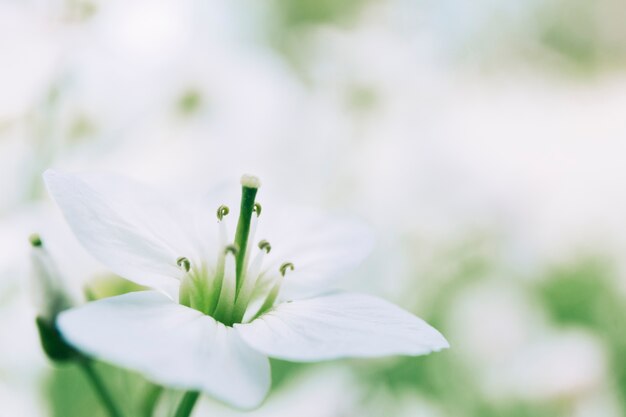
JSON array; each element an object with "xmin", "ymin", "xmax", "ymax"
[
  {"xmin": 29, "ymin": 234, "xmax": 78, "ymax": 362},
  {"xmin": 29, "ymin": 234, "xmax": 73, "ymax": 320}
]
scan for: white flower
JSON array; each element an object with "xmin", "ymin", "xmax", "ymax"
[{"xmin": 45, "ymin": 170, "xmax": 448, "ymax": 409}]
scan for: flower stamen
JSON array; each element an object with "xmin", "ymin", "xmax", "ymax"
[
  {"xmin": 258, "ymin": 240, "xmax": 271, "ymax": 253},
  {"xmin": 224, "ymin": 244, "xmax": 238, "ymax": 256},
  {"xmin": 176, "ymin": 256, "xmax": 191, "ymax": 272},
  {"xmin": 216, "ymin": 205, "xmax": 230, "ymax": 221},
  {"xmin": 279, "ymin": 262, "xmax": 295, "ymax": 277}
]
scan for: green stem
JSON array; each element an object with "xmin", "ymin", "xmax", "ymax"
[
  {"xmin": 174, "ymin": 391, "xmax": 200, "ymax": 417},
  {"xmin": 79, "ymin": 360, "xmax": 125, "ymax": 417},
  {"xmin": 140, "ymin": 385, "xmax": 163, "ymax": 417}
]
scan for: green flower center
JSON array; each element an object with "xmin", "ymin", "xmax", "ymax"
[{"xmin": 177, "ymin": 175, "xmax": 293, "ymax": 326}]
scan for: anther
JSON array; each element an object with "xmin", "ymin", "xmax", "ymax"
[
  {"xmin": 253, "ymin": 202, "xmax": 262, "ymax": 217},
  {"xmin": 258, "ymin": 240, "xmax": 272, "ymax": 253},
  {"xmin": 279, "ymin": 262, "xmax": 295, "ymax": 276},
  {"xmin": 29, "ymin": 233, "xmax": 43, "ymax": 248},
  {"xmin": 225, "ymin": 244, "xmax": 239, "ymax": 255},
  {"xmin": 216, "ymin": 205, "xmax": 230, "ymax": 221},
  {"xmin": 176, "ymin": 256, "xmax": 190, "ymax": 272}
]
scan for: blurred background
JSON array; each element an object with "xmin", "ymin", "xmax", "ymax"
[{"xmin": 2, "ymin": 0, "xmax": 626, "ymax": 416}]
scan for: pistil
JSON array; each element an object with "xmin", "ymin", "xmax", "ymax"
[{"xmin": 233, "ymin": 175, "xmax": 260, "ymax": 296}]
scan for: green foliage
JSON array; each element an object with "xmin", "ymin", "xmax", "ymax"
[
  {"xmin": 537, "ymin": 257, "xmax": 626, "ymax": 409},
  {"xmin": 272, "ymin": 0, "xmax": 368, "ymax": 27},
  {"xmin": 537, "ymin": 257, "xmax": 618, "ymax": 327},
  {"xmin": 269, "ymin": 359, "xmax": 309, "ymax": 390},
  {"xmin": 47, "ymin": 365, "xmax": 106, "ymax": 417},
  {"xmin": 47, "ymin": 361, "xmax": 161, "ymax": 417}
]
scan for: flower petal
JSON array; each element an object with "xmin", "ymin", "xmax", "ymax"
[
  {"xmin": 57, "ymin": 291, "xmax": 270, "ymax": 409},
  {"xmin": 236, "ymin": 292, "xmax": 449, "ymax": 361},
  {"xmin": 256, "ymin": 206, "xmax": 374, "ymax": 299},
  {"xmin": 44, "ymin": 170, "xmax": 216, "ymax": 298}
]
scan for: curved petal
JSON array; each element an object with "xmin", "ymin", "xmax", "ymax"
[
  {"xmin": 57, "ymin": 291, "xmax": 270, "ymax": 409},
  {"xmin": 236, "ymin": 293, "xmax": 449, "ymax": 361},
  {"xmin": 255, "ymin": 206, "xmax": 375, "ymax": 299},
  {"xmin": 44, "ymin": 170, "xmax": 217, "ymax": 298}
]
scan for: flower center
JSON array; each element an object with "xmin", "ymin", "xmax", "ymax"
[{"xmin": 177, "ymin": 175, "xmax": 293, "ymax": 326}]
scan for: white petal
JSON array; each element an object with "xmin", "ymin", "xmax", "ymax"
[
  {"xmin": 236, "ymin": 293, "xmax": 448, "ymax": 361},
  {"xmin": 257, "ymin": 206, "xmax": 374, "ymax": 298},
  {"xmin": 44, "ymin": 170, "xmax": 216, "ymax": 298},
  {"xmin": 57, "ymin": 291, "xmax": 270, "ymax": 409}
]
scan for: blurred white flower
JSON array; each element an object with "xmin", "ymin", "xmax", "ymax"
[
  {"xmin": 447, "ymin": 281, "xmax": 543, "ymax": 363},
  {"xmin": 572, "ymin": 389, "xmax": 623, "ymax": 417},
  {"xmin": 61, "ymin": 0, "xmax": 299, "ymax": 144},
  {"xmin": 0, "ymin": 289, "xmax": 46, "ymax": 383},
  {"xmin": 194, "ymin": 366, "xmax": 363, "ymax": 417},
  {"xmin": 0, "ymin": 3, "xmax": 60, "ymax": 121},
  {"xmin": 0, "ymin": 383, "xmax": 46, "ymax": 417},
  {"xmin": 0, "ymin": 268, "xmax": 48, "ymax": 417},
  {"xmin": 484, "ymin": 330, "xmax": 607, "ymax": 402},
  {"xmin": 212, "ymin": 368, "xmax": 444, "ymax": 417},
  {"xmin": 28, "ymin": 234, "xmax": 74, "ymax": 322},
  {"xmin": 44, "ymin": 170, "xmax": 448, "ymax": 409},
  {"xmin": 433, "ymin": 76, "xmax": 626, "ymax": 266},
  {"xmin": 448, "ymin": 281, "xmax": 608, "ymax": 404},
  {"xmin": 0, "ymin": 202, "xmax": 108, "ymax": 300}
]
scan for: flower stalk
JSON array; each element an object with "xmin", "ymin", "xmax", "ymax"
[{"xmin": 79, "ymin": 359, "xmax": 126, "ymax": 417}]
